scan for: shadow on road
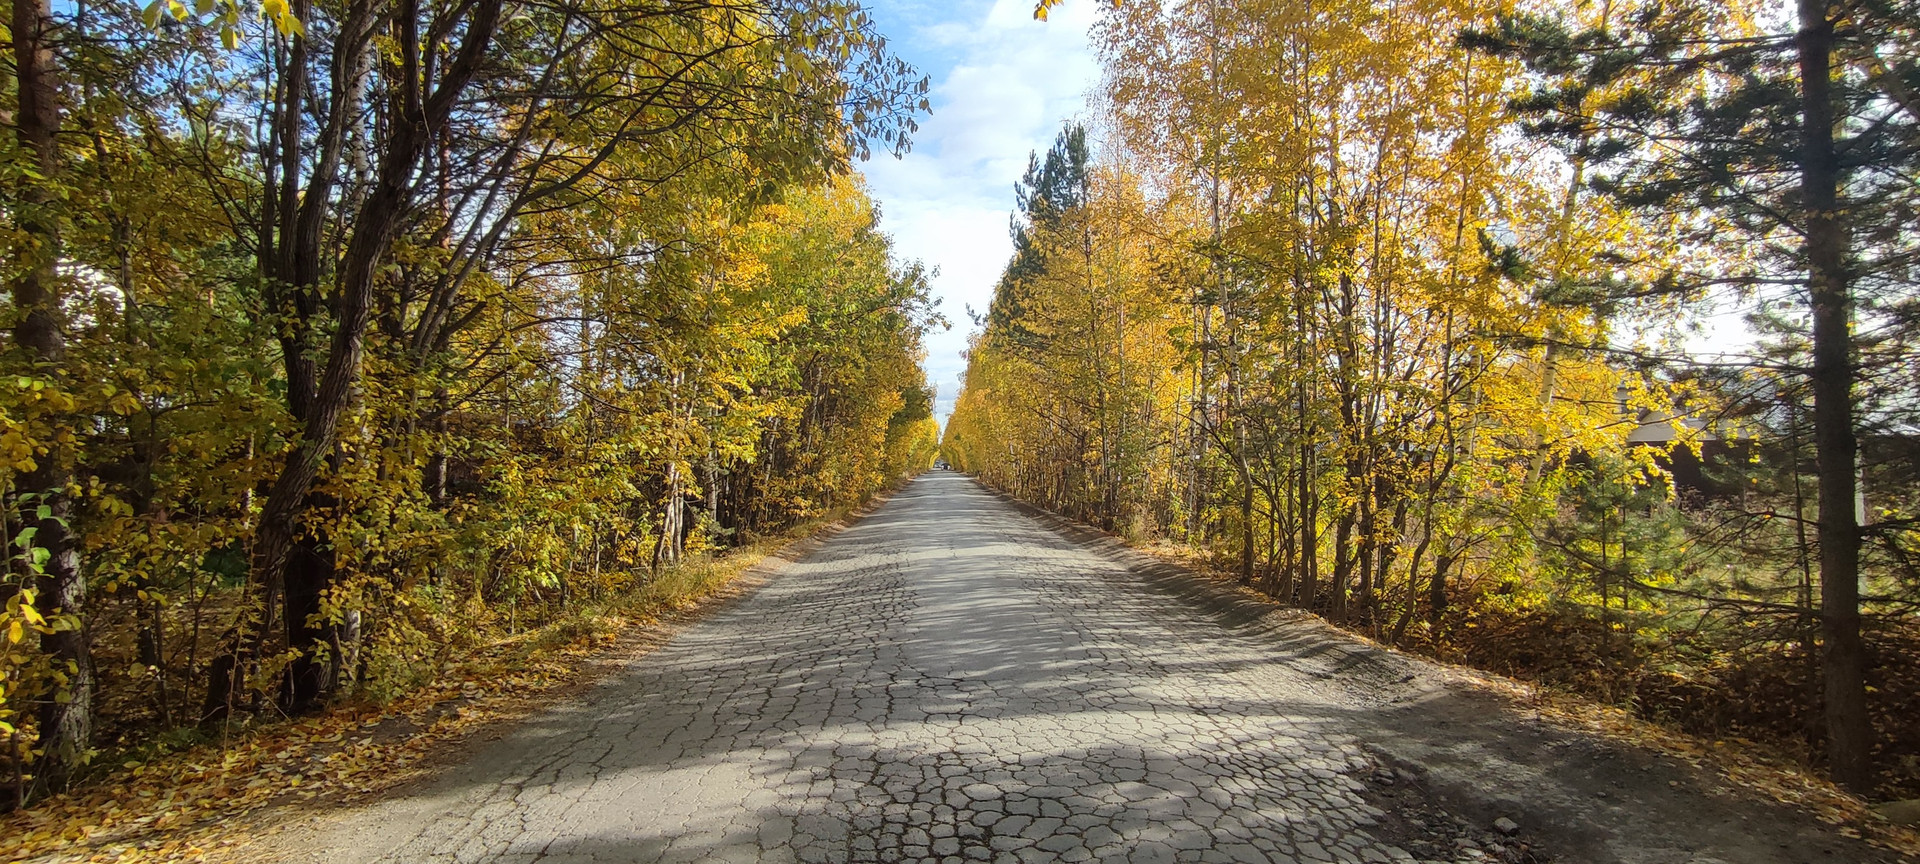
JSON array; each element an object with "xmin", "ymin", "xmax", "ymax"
[{"xmin": 299, "ymin": 472, "xmax": 1890, "ymax": 864}]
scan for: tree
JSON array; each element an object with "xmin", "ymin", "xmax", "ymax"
[
  {"xmin": 5, "ymin": 0, "xmax": 92, "ymax": 794},
  {"xmin": 191, "ymin": 0, "xmax": 926, "ymax": 714},
  {"xmin": 1463, "ymin": 0, "xmax": 1920, "ymax": 794},
  {"xmin": 0, "ymin": 0, "xmax": 931, "ymax": 805}
]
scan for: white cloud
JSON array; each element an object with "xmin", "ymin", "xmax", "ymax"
[{"xmin": 860, "ymin": 0, "xmax": 1103, "ymax": 426}]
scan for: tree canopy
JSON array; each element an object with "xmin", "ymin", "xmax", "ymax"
[
  {"xmin": 0, "ymin": 0, "xmax": 935, "ymax": 805},
  {"xmin": 950, "ymin": 0, "xmax": 1920, "ymax": 798}
]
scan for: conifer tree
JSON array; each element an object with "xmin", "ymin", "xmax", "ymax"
[{"xmin": 1464, "ymin": 0, "xmax": 1920, "ymax": 794}]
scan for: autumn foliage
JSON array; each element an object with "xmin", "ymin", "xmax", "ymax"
[
  {"xmin": 0, "ymin": 0, "xmax": 936, "ymax": 808},
  {"xmin": 957, "ymin": 0, "xmax": 1920, "ymax": 799}
]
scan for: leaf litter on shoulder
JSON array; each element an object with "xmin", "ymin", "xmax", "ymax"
[{"xmin": 1128, "ymin": 537, "xmax": 1920, "ymax": 860}]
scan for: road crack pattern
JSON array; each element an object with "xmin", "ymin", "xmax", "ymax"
[{"xmin": 336, "ymin": 473, "xmax": 1469, "ymax": 863}]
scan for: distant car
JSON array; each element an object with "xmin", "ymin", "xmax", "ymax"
[{"xmin": 934, "ymin": 459, "xmax": 948, "ymax": 470}]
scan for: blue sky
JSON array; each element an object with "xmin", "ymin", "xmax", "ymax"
[{"xmin": 857, "ymin": 1, "xmax": 1105, "ymax": 426}]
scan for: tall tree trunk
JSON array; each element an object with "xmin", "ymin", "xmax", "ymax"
[
  {"xmin": 1356, "ymin": 476, "xmax": 1377, "ymax": 620},
  {"xmin": 1427, "ymin": 551, "xmax": 1455, "ymax": 632},
  {"xmin": 1295, "ymin": 271, "xmax": 1317, "ymax": 609},
  {"xmin": 1238, "ymin": 469, "xmax": 1255, "ymax": 585},
  {"xmin": 10, "ymin": 0, "xmax": 91, "ymax": 794},
  {"xmin": 654, "ymin": 460, "xmax": 685, "ymax": 570},
  {"xmin": 1297, "ymin": 447, "xmax": 1317, "ymax": 608},
  {"xmin": 1797, "ymin": 0, "xmax": 1872, "ymax": 794},
  {"xmin": 1330, "ymin": 510, "xmax": 1354, "ymax": 621},
  {"xmin": 280, "ymin": 513, "xmax": 339, "ymax": 711},
  {"xmin": 425, "ymin": 388, "xmax": 450, "ymax": 507},
  {"xmin": 246, "ymin": 0, "xmax": 504, "ymax": 714},
  {"xmin": 1376, "ymin": 495, "xmax": 1408, "ymax": 638}
]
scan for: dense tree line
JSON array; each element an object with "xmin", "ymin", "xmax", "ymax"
[
  {"xmin": 954, "ymin": 0, "xmax": 1918, "ymax": 796},
  {"xmin": 0, "ymin": 0, "xmax": 936, "ymax": 805}
]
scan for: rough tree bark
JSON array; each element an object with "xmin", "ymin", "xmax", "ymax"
[
  {"xmin": 1796, "ymin": 0, "xmax": 1872, "ymax": 794},
  {"xmin": 9, "ymin": 0, "xmax": 92, "ymax": 795}
]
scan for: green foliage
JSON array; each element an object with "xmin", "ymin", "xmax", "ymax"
[{"xmin": 0, "ymin": 0, "xmax": 932, "ymax": 803}]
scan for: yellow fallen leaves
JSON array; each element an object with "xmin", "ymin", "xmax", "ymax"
[
  {"xmin": 3, "ymin": 664, "xmax": 566, "ymax": 861},
  {"xmin": 1126, "ymin": 530, "xmax": 1920, "ymax": 858},
  {"xmin": 1461, "ymin": 670, "xmax": 1920, "ymax": 857}
]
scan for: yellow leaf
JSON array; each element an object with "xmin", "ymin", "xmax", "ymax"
[{"xmin": 109, "ymin": 390, "xmax": 141, "ymax": 416}]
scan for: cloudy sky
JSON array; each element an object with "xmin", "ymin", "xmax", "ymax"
[{"xmin": 858, "ymin": 0, "xmax": 1106, "ymax": 426}]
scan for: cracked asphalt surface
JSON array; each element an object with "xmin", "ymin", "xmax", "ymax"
[{"xmin": 300, "ymin": 471, "xmax": 1886, "ymax": 864}]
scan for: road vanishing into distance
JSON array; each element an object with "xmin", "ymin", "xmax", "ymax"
[{"xmin": 291, "ymin": 472, "xmax": 1887, "ymax": 864}]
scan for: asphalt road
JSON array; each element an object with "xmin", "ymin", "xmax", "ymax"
[{"xmin": 302, "ymin": 471, "xmax": 1887, "ymax": 864}]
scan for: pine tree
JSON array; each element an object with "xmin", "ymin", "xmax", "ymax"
[{"xmin": 1464, "ymin": 0, "xmax": 1920, "ymax": 793}]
